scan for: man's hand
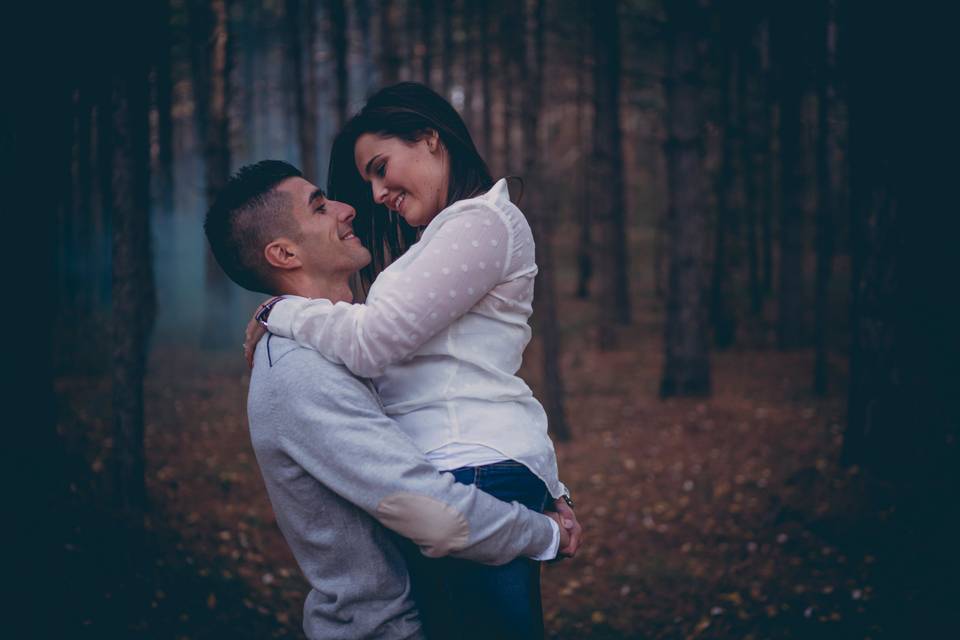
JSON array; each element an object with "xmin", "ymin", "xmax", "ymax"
[
  {"xmin": 243, "ymin": 299, "xmax": 273, "ymax": 369},
  {"xmin": 552, "ymin": 498, "xmax": 583, "ymax": 558}
]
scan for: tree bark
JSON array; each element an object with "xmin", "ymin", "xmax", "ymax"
[
  {"xmin": 420, "ymin": 0, "xmax": 435, "ymax": 86},
  {"xmin": 154, "ymin": 0, "xmax": 175, "ymax": 215},
  {"xmin": 709, "ymin": 20, "xmax": 739, "ymax": 349},
  {"xmin": 591, "ymin": 0, "xmax": 630, "ymax": 349},
  {"xmin": 479, "ymin": 0, "xmax": 492, "ymax": 160},
  {"xmin": 378, "ymin": 0, "xmax": 401, "ymax": 85},
  {"xmin": 660, "ymin": 0, "xmax": 711, "ymax": 397},
  {"xmin": 813, "ymin": 0, "xmax": 835, "ymax": 395},
  {"xmin": 741, "ymin": 18, "xmax": 764, "ymax": 316},
  {"xmin": 109, "ymin": 6, "xmax": 156, "ymax": 530},
  {"xmin": 287, "ymin": 0, "xmax": 319, "ymax": 181},
  {"xmin": 772, "ymin": 5, "xmax": 807, "ymax": 349},
  {"xmin": 841, "ymin": 6, "xmax": 958, "ymax": 633},
  {"xmin": 329, "ymin": 0, "xmax": 348, "ymax": 127},
  {"xmin": 575, "ymin": 0, "xmax": 592, "ymax": 299},
  {"xmin": 521, "ymin": 0, "xmax": 570, "ymax": 441},
  {"xmin": 498, "ymin": 0, "xmax": 518, "ymax": 175},
  {"xmin": 440, "ymin": 0, "xmax": 453, "ymax": 97}
]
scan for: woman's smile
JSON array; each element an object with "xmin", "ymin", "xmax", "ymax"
[{"xmin": 354, "ymin": 131, "xmax": 449, "ymax": 228}]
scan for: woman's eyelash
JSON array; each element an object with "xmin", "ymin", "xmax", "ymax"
[{"xmin": 376, "ymin": 162, "xmax": 386, "ymax": 177}]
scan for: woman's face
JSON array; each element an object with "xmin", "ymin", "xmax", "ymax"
[{"xmin": 353, "ymin": 131, "xmax": 449, "ymax": 228}]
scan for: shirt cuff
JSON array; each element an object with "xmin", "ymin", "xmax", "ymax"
[
  {"xmin": 266, "ymin": 296, "xmax": 307, "ymax": 339},
  {"xmin": 532, "ymin": 517, "xmax": 560, "ymax": 561}
]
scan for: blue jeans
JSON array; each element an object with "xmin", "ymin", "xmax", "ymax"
[{"xmin": 406, "ymin": 460, "xmax": 550, "ymax": 640}]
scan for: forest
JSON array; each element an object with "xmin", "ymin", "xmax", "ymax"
[{"xmin": 7, "ymin": 0, "xmax": 958, "ymax": 638}]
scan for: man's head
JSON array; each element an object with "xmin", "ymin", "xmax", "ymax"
[{"xmin": 204, "ymin": 160, "xmax": 371, "ymax": 296}]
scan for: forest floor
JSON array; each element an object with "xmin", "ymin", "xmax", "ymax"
[
  {"xmin": 54, "ymin": 309, "xmax": 903, "ymax": 639},
  {"xmin": 50, "ymin": 223, "xmax": 903, "ymax": 639}
]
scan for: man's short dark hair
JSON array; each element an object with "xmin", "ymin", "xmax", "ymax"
[{"xmin": 204, "ymin": 160, "xmax": 303, "ymax": 294}]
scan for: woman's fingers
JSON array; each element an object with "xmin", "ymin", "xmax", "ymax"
[
  {"xmin": 553, "ymin": 498, "xmax": 583, "ymax": 557},
  {"xmin": 244, "ymin": 305, "xmax": 270, "ymax": 369}
]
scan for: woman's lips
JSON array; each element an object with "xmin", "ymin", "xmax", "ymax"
[{"xmin": 391, "ymin": 192, "xmax": 406, "ymax": 214}]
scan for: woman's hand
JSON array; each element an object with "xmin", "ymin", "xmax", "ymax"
[
  {"xmin": 553, "ymin": 498, "xmax": 583, "ymax": 558},
  {"xmin": 244, "ymin": 297, "xmax": 281, "ymax": 369},
  {"xmin": 546, "ymin": 511, "xmax": 572, "ymax": 552}
]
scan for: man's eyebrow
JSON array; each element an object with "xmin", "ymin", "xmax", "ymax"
[
  {"xmin": 363, "ymin": 154, "xmax": 382, "ymax": 177},
  {"xmin": 308, "ymin": 188, "xmax": 325, "ymax": 205}
]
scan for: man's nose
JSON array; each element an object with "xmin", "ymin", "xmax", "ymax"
[{"xmin": 339, "ymin": 202, "xmax": 356, "ymax": 223}]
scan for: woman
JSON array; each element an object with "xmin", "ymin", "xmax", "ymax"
[{"xmin": 247, "ymin": 82, "xmax": 577, "ymax": 639}]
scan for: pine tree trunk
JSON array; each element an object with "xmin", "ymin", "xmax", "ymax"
[
  {"xmin": 287, "ymin": 0, "xmax": 319, "ymax": 181},
  {"xmin": 378, "ymin": 0, "xmax": 400, "ymax": 85},
  {"xmin": 440, "ymin": 0, "xmax": 453, "ymax": 97},
  {"xmin": 420, "ymin": 0, "xmax": 434, "ymax": 86},
  {"xmin": 591, "ymin": 0, "xmax": 630, "ymax": 349},
  {"xmin": 110, "ymin": 38, "xmax": 154, "ymax": 528},
  {"xmin": 479, "ymin": 0, "xmax": 492, "ymax": 160},
  {"xmin": 741, "ymin": 20, "xmax": 764, "ymax": 316},
  {"xmin": 521, "ymin": 0, "xmax": 570, "ymax": 442},
  {"xmin": 660, "ymin": 0, "xmax": 711, "ymax": 397},
  {"xmin": 575, "ymin": 0, "xmax": 592, "ymax": 299},
  {"xmin": 196, "ymin": 0, "xmax": 233, "ymax": 349},
  {"xmin": 355, "ymin": 0, "xmax": 377, "ymax": 97},
  {"xmin": 841, "ymin": 5, "xmax": 957, "ymax": 632},
  {"xmin": 154, "ymin": 0, "xmax": 175, "ymax": 215},
  {"xmin": 813, "ymin": 0, "xmax": 834, "ymax": 395},
  {"xmin": 759, "ymin": 20, "xmax": 775, "ymax": 298},
  {"xmin": 709, "ymin": 27, "xmax": 738, "ymax": 348},
  {"xmin": 329, "ymin": 0, "xmax": 348, "ymax": 127},
  {"xmin": 773, "ymin": 6, "xmax": 807, "ymax": 349},
  {"xmin": 498, "ymin": 0, "xmax": 517, "ymax": 175}
]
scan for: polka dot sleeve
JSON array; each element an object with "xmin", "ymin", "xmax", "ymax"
[{"xmin": 266, "ymin": 202, "xmax": 513, "ymax": 378}]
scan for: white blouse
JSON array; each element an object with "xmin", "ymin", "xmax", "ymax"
[{"xmin": 267, "ymin": 179, "xmax": 567, "ymax": 499}]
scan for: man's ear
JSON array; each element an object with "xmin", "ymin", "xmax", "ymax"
[{"xmin": 264, "ymin": 238, "xmax": 301, "ymax": 271}]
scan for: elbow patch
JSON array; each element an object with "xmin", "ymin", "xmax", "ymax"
[{"xmin": 376, "ymin": 493, "xmax": 470, "ymax": 558}]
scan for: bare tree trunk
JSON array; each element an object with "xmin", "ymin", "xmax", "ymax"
[
  {"xmin": 479, "ymin": 0, "xmax": 492, "ymax": 160},
  {"xmin": 575, "ymin": 0, "xmax": 592, "ymax": 299},
  {"xmin": 709, "ymin": 24, "xmax": 738, "ymax": 348},
  {"xmin": 813, "ymin": 0, "xmax": 835, "ymax": 395},
  {"xmin": 420, "ymin": 0, "xmax": 435, "ymax": 86},
  {"xmin": 759, "ymin": 20, "xmax": 775, "ymax": 298},
  {"xmin": 109, "ymin": 7, "xmax": 156, "ymax": 536},
  {"xmin": 660, "ymin": 0, "xmax": 711, "ymax": 397},
  {"xmin": 287, "ymin": 0, "xmax": 319, "ymax": 181},
  {"xmin": 741, "ymin": 19, "xmax": 764, "ymax": 316},
  {"xmin": 462, "ymin": 0, "xmax": 476, "ymax": 131},
  {"xmin": 354, "ymin": 0, "xmax": 377, "ymax": 98},
  {"xmin": 498, "ymin": 0, "xmax": 517, "ymax": 175},
  {"xmin": 440, "ymin": 0, "xmax": 453, "ymax": 97},
  {"xmin": 192, "ymin": 0, "xmax": 233, "ymax": 348},
  {"xmin": 378, "ymin": 0, "xmax": 401, "ymax": 85},
  {"xmin": 154, "ymin": 0, "xmax": 175, "ymax": 215},
  {"xmin": 521, "ymin": 0, "xmax": 570, "ymax": 442},
  {"xmin": 329, "ymin": 0, "xmax": 348, "ymax": 127},
  {"xmin": 591, "ymin": 0, "xmax": 630, "ymax": 349},
  {"xmin": 773, "ymin": 5, "xmax": 808, "ymax": 350}
]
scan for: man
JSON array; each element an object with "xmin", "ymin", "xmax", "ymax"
[{"xmin": 204, "ymin": 160, "xmax": 581, "ymax": 639}]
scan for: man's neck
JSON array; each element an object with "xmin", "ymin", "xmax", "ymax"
[{"xmin": 282, "ymin": 273, "xmax": 354, "ymax": 304}]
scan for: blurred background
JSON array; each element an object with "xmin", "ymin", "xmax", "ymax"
[{"xmin": 7, "ymin": 0, "xmax": 958, "ymax": 638}]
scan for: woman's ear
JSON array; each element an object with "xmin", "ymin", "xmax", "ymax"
[
  {"xmin": 264, "ymin": 239, "xmax": 301, "ymax": 270},
  {"xmin": 425, "ymin": 129, "xmax": 441, "ymax": 153}
]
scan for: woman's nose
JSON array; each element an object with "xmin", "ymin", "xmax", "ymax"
[{"xmin": 372, "ymin": 180, "xmax": 388, "ymax": 205}]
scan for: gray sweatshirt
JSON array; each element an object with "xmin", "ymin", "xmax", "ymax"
[{"xmin": 247, "ymin": 335, "xmax": 557, "ymax": 640}]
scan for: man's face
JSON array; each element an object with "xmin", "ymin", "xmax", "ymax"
[{"xmin": 276, "ymin": 177, "xmax": 371, "ymax": 276}]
